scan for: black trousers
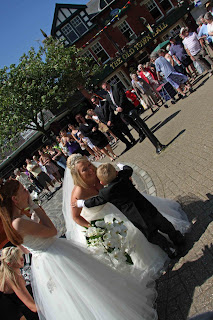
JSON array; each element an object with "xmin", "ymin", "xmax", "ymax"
[
  {"xmin": 148, "ymin": 213, "xmax": 184, "ymax": 247},
  {"xmin": 120, "ymin": 112, "xmax": 144, "ymax": 138},
  {"xmin": 129, "ymin": 109, "xmax": 163, "ymax": 149}
]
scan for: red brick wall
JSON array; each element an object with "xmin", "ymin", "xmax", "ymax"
[{"xmin": 76, "ymin": 0, "xmax": 185, "ymax": 59}]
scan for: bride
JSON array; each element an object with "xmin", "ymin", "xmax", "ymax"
[
  {"xmin": 63, "ymin": 154, "xmax": 191, "ymax": 278},
  {"xmin": 1, "ymin": 179, "xmax": 159, "ymax": 320}
]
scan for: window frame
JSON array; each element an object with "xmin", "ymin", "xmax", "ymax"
[
  {"xmin": 106, "ymin": 70, "xmax": 131, "ymax": 89},
  {"xmin": 82, "ymin": 50, "xmax": 98, "ymax": 66},
  {"xmin": 118, "ymin": 20, "xmax": 136, "ymax": 42},
  {"xmin": 91, "ymin": 42, "xmax": 110, "ymax": 64},
  {"xmin": 161, "ymin": 23, "xmax": 183, "ymax": 41},
  {"xmin": 158, "ymin": 0, "xmax": 174, "ymax": 14},
  {"xmin": 61, "ymin": 23, "xmax": 79, "ymax": 43},
  {"xmin": 145, "ymin": 0, "xmax": 164, "ymax": 21},
  {"xmin": 71, "ymin": 15, "xmax": 88, "ymax": 37}
]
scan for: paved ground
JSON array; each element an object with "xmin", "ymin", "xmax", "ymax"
[{"xmin": 43, "ymin": 73, "xmax": 213, "ymax": 320}]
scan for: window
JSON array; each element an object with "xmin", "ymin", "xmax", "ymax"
[
  {"xmin": 83, "ymin": 50, "xmax": 97, "ymax": 66},
  {"xmin": 91, "ymin": 43, "xmax": 110, "ymax": 64},
  {"xmin": 145, "ymin": 0, "xmax": 163, "ymax": 21},
  {"xmin": 159, "ymin": 0, "xmax": 173, "ymax": 12},
  {"xmin": 107, "ymin": 71, "xmax": 130, "ymax": 89},
  {"xmin": 62, "ymin": 23, "xmax": 78, "ymax": 43},
  {"xmin": 61, "ymin": 16, "xmax": 88, "ymax": 44},
  {"xmin": 71, "ymin": 16, "xmax": 87, "ymax": 36},
  {"xmin": 108, "ymin": 74, "xmax": 122, "ymax": 86},
  {"xmin": 162, "ymin": 24, "xmax": 182, "ymax": 41},
  {"xmin": 118, "ymin": 21, "xmax": 136, "ymax": 42}
]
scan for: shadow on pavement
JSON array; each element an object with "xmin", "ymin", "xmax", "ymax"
[
  {"xmin": 194, "ymin": 77, "xmax": 210, "ymax": 91},
  {"xmin": 165, "ymin": 129, "xmax": 186, "ymax": 147},
  {"xmin": 191, "ymin": 73, "xmax": 207, "ymax": 87},
  {"xmin": 156, "ymin": 193, "xmax": 213, "ymax": 320},
  {"xmin": 151, "ymin": 110, "xmax": 181, "ymax": 134},
  {"xmin": 143, "ymin": 108, "xmax": 160, "ymax": 122}
]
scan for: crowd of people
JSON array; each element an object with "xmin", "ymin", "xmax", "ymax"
[
  {"xmin": 0, "ymin": 153, "xmax": 192, "ymax": 320},
  {"xmin": 1, "ymin": 7, "xmax": 213, "ymax": 320}
]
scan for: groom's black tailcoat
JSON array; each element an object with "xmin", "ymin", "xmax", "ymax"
[
  {"xmin": 94, "ymin": 100, "xmax": 134, "ymax": 146},
  {"xmin": 94, "ymin": 100, "xmax": 110, "ymax": 125},
  {"xmin": 84, "ymin": 166, "xmax": 183, "ymax": 248},
  {"xmin": 105, "ymin": 84, "xmax": 144, "ymax": 137}
]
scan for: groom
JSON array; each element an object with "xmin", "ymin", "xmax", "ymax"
[
  {"xmin": 75, "ymin": 163, "xmax": 185, "ymax": 258},
  {"xmin": 90, "ymin": 95, "xmax": 136, "ymax": 150}
]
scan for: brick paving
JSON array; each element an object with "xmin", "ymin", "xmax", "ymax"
[{"xmin": 43, "ymin": 73, "xmax": 213, "ymax": 320}]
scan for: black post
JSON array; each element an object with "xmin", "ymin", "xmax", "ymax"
[{"xmin": 128, "ymin": 109, "xmax": 166, "ymax": 154}]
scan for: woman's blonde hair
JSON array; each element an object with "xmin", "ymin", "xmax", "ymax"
[
  {"xmin": 67, "ymin": 154, "xmax": 96, "ymax": 189},
  {"xmin": 0, "ymin": 246, "xmax": 22, "ymax": 291},
  {"xmin": 0, "ymin": 180, "xmax": 23, "ymax": 246}
]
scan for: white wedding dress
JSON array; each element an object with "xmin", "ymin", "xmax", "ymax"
[
  {"xmin": 22, "ymin": 216, "xmax": 158, "ymax": 320},
  {"xmin": 62, "ymin": 165, "xmax": 191, "ymax": 280}
]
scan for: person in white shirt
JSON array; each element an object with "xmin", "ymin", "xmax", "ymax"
[
  {"xmin": 205, "ymin": 12, "xmax": 213, "ymax": 42},
  {"xmin": 181, "ymin": 27, "xmax": 213, "ymax": 75}
]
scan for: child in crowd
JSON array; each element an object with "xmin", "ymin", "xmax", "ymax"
[{"xmin": 74, "ymin": 163, "xmax": 185, "ymax": 258}]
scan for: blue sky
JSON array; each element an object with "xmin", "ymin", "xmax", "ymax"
[{"xmin": 0, "ymin": 0, "xmax": 88, "ymax": 69}]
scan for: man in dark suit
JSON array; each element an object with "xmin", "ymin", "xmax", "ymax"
[
  {"xmin": 75, "ymin": 163, "xmax": 185, "ymax": 258},
  {"xmin": 102, "ymin": 82, "xmax": 166, "ymax": 154},
  {"xmin": 90, "ymin": 95, "xmax": 136, "ymax": 150},
  {"xmin": 102, "ymin": 82, "xmax": 145, "ymax": 143}
]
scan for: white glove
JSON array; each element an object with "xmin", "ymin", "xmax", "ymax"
[
  {"xmin": 28, "ymin": 195, "xmax": 39, "ymax": 210},
  {"xmin": 76, "ymin": 200, "xmax": 85, "ymax": 208},
  {"xmin": 117, "ymin": 163, "xmax": 125, "ymax": 170}
]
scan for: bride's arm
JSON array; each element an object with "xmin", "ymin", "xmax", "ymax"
[{"xmin": 71, "ymin": 188, "xmax": 91, "ymax": 228}]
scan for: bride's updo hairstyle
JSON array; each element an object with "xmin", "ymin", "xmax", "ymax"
[
  {"xmin": 0, "ymin": 179, "xmax": 23, "ymax": 246},
  {"xmin": 0, "ymin": 246, "xmax": 22, "ymax": 291},
  {"xmin": 67, "ymin": 154, "xmax": 96, "ymax": 189}
]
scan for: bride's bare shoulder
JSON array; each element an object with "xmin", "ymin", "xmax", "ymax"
[{"xmin": 71, "ymin": 185, "xmax": 85, "ymax": 199}]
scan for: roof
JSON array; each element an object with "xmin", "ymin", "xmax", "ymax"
[
  {"xmin": 86, "ymin": 0, "xmax": 101, "ymax": 16},
  {"xmin": 51, "ymin": 3, "xmax": 87, "ymax": 35},
  {"xmin": 51, "ymin": 1, "xmax": 116, "ymax": 35}
]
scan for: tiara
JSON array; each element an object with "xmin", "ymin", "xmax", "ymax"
[{"xmin": 68, "ymin": 153, "xmax": 85, "ymax": 169}]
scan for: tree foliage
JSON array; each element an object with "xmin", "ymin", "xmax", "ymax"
[{"xmin": 0, "ymin": 37, "xmax": 99, "ymax": 150}]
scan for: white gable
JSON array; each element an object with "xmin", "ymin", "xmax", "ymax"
[
  {"xmin": 58, "ymin": 11, "xmax": 66, "ymax": 22},
  {"xmin": 61, "ymin": 8, "xmax": 72, "ymax": 18},
  {"xmin": 56, "ymin": 19, "xmax": 61, "ymax": 27}
]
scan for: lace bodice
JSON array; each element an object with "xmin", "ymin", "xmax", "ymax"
[
  {"xmin": 21, "ymin": 216, "xmax": 56, "ymax": 254},
  {"xmin": 23, "ymin": 234, "xmax": 56, "ymax": 254}
]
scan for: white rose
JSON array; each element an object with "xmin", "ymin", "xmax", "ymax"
[
  {"xmin": 86, "ymin": 227, "xmax": 97, "ymax": 237},
  {"xmin": 111, "ymin": 249, "xmax": 127, "ymax": 263},
  {"xmin": 95, "ymin": 220, "xmax": 106, "ymax": 228}
]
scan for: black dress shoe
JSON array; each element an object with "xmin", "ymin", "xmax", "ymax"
[
  {"xmin": 163, "ymin": 247, "xmax": 178, "ymax": 259},
  {"xmin": 156, "ymin": 144, "xmax": 166, "ymax": 154}
]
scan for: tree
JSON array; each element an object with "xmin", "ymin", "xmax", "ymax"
[{"xmin": 0, "ymin": 38, "xmax": 100, "ymax": 151}]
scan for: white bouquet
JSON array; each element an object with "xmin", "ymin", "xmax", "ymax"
[{"xmin": 84, "ymin": 218, "xmax": 133, "ymax": 265}]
